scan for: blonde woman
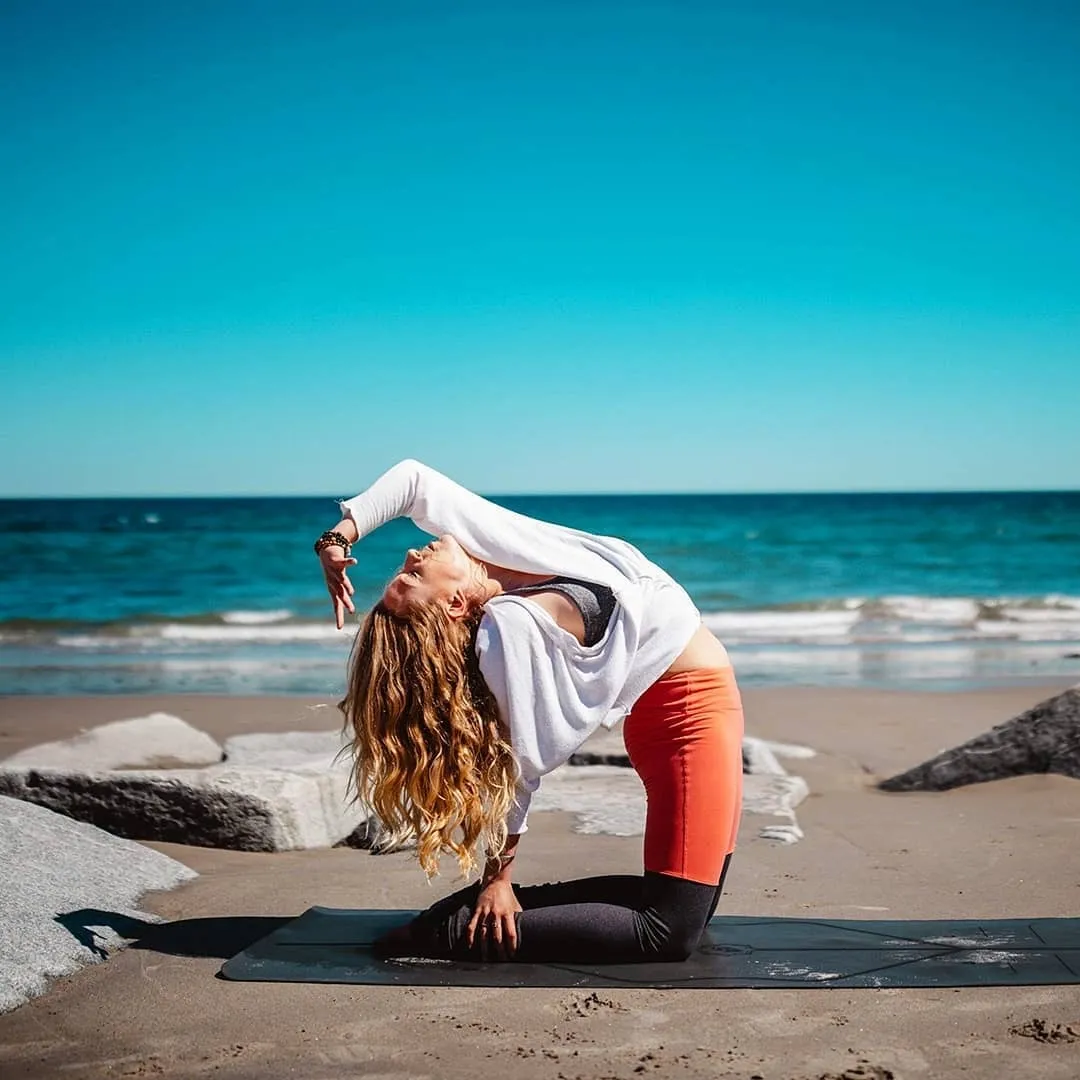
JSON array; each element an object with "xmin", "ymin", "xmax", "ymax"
[{"xmin": 316, "ymin": 460, "xmax": 744, "ymax": 963}]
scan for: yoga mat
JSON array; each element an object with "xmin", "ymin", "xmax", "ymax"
[{"xmin": 221, "ymin": 907, "xmax": 1080, "ymax": 988}]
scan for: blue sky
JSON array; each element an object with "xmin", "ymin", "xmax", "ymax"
[{"xmin": 2, "ymin": 0, "xmax": 1077, "ymax": 495}]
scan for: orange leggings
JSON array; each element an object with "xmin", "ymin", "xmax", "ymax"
[{"xmin": 623, "ymin": 666, "xmax": 745, "ymax": 886}]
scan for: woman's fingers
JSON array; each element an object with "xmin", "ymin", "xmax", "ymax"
[
  {"xmin": 502, "ymin": 912, "xmax": 518, "ymax": 957},
  {"xmin": 321, "ymin": 562, "xmax": 356, "ymax": 628},
  {"xmin": 467, "ymin": 897, "xmax": 519, "ymax": 959},
  {"xmin": 327, "ymin": 586, "xmax": 346, "ymax": 629}
]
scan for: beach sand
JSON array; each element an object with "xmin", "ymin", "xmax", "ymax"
[{"xmin": 1, "ymin": 684, "xmax": 1078, "ymax": 1079}]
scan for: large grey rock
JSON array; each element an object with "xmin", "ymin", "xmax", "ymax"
[
  {"xmin": 0, "ymin": 764, "xmax": 363, "ymax": 852},
  {"xmin": 0, "ymin": 721, "xmax": 364, "ymax": 852},
  {"xmin": 880, "ymin": 685, "xmax": 1080, "ymax": 792},
  {"xmin": 1, "ymin": 713, "xmax": 223, "ymax": 771},
  {"xmin": 0, "ymin": 796, "xmax": 195, "ymax": 1014},
  {"xmin": 223, "ymin": 729, "xmax": 351, "ymax": 771}
]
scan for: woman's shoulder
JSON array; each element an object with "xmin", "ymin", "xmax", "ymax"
[{"xmin": 477, "ymin": 595, "xmax": 560, "ymax": 651}]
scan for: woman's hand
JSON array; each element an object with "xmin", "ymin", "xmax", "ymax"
[
  {"xmin": 466, "ymin": 879, "xmax": 522, "ymax": 960},
  {"xmin": 320, "ymin": 547, "xmax": 357, "ymax": 629}
]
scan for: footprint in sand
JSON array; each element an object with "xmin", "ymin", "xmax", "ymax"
[
  {"xmin": 561, "ymin": 990, "xmax": 628, "ymax": 1020},
  {"xmin": 1008, "ymin": 1018, "xmax": 1080, "ymax": 1043},
  {"xmin": 814, "ymin": 1063, "xmax": 895, "ymax": 1080}
]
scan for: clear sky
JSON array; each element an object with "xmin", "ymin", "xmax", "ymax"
[{"xmin": 1, "ymin": 0, "xmax": 1078, "ymax": 496}]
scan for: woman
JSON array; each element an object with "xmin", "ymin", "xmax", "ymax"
[{"xmin": 316, "ymin": 459, "xmax": 743, "ymax": 963}]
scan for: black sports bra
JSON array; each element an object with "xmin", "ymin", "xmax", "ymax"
[{"xmin": 508, "ymin": 576, "xmax": 617, "ymax": 646}]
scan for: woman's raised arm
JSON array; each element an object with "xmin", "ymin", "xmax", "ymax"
[{"xmin": 338, "ymin": 459, "xmax": 586, "ymax": 576}]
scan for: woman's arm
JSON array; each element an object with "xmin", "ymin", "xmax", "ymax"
[{"xmin": 338, "ymin": 459, "xmax": 611, "ymax": 578}]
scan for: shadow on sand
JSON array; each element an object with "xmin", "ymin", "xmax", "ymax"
[{"xmin": 55, "ymin": 908, "xmax": 291, "ymax": 960}]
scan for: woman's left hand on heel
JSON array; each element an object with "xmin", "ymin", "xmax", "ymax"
[{"xmin": 467, "ymin": 879, "xmax": 522, "ymax": 960}]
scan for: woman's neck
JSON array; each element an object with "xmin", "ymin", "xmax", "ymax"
[{"xmin": 483, "ymin": 564, "xmax": 554, "ymax": 595}]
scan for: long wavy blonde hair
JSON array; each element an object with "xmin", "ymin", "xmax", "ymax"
[{"xmin": 340, "ymin": 597, "xmax": 518, "ymax": 877}]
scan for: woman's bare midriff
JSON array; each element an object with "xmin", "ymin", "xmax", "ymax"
[{"xmin": 664, "ymin": 622, "xmax": 731, "ymax": 674}]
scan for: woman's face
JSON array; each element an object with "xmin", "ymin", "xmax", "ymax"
[{"xmin": 382, "ymin": 535, "xmax": 480, "ymax": 617}]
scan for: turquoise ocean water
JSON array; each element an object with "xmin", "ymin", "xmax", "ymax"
[{"xmin": 1, "ymin": 491, "xmax": 1078, "ymax": 694}]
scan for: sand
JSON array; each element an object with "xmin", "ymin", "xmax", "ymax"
[{"xmin": 0, "ymin": 683, "xmax": 1078, "ymax": 1079}]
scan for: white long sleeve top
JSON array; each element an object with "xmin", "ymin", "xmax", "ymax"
[{"xmin": 340, "ymin": 460, "xmax": 701, "ymax": 833}]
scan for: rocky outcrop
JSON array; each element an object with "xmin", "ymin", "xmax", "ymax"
[
  {"xmin": 0, "ymin": 723, "xmax": 364, "ymax": 852},
  {"xmin": 0, "ymin": 715, "xmax": 816, "ymax": 853},
  {"xmin": 2, "ymin": 713, "xmax": 223, "ymax": 771},
  {"xmin": 0, "ymin": 796, "xmax": 195, "ymax": 1014},
  {"xmin": 879, "ymin": 685, "xmax": 1080, "ymax": 792},
  {"xmin": 0, "ymin": 766, "xmax": 361, "ymax": 851}
]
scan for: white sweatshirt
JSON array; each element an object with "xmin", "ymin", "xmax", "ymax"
[{"xmin": 340, "ymin": 460, "xmax": 701, "ymax": 833}]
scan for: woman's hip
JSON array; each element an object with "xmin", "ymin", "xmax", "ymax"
[{"xmin": 624, "ymin": 666, "xmax": 744, "ymax": 750}]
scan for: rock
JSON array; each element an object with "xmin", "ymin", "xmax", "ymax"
[
  {"xmin": 0, "ymin": 725, "xmax": 365, "ymax": 853},
  {"xmin": 0, "ymin": 713, "xmax": 223, "ymax": 771},
  {"xmin": 745, "ymin": 772, "xmax": 810, "ymax": 818},
  {"xmin": 760, "ymin": 738, "xmax": 817, "ymax": 761},
  {"xmin": 758, "ymin": 822, "xmax": 804, "ymax": 844},
  {"xmin": 879, "ymin": 685, "xmax": 1080, "ymax": 792},
  {"xmin": 533, "ymin": 765, "xmax": 647, "ymax": 835},
  {"xmin": 0, "ymin": 765, "xmax": 363, "ymax": 852},
  {"xmin": 0, "ymin": 717, "xmax": 812, "ymax": 853},
  {"xmin": 223, "ymin": 729, "xmax": 351, "ymax": 771},
  {"xmin": 742, "ymin": 736, "xmax": 787, "ymax": 776},
  {"xmin": 0, "ymin": 795, "xmax": 195, "ymax": 1014},
  {"xmin": 568, "ymin": 725, "xmax": 630, "ymax": 766}
]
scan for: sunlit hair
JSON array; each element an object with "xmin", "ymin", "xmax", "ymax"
[{"xmin": 340, "ymin": 596, "xmax": 517, "ymax": 878}]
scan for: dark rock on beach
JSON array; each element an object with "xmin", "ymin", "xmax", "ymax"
[{"xmin": 879, "ymin": 685, "xmax": 1080, "ymax": 792}]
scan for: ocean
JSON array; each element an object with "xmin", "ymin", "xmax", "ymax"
[{"xmin": 1, "ymin": 490, "xmax": 1078, "ymax": 695}]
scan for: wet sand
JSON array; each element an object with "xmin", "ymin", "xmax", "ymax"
[{"xmin": 1, "ymin": 683, "xmax": 1078, "ymax": 1079}]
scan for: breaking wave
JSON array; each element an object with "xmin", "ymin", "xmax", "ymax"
[{"xmin": 3, "ymin": 595, "xmax": 1079, "ymax": 653}]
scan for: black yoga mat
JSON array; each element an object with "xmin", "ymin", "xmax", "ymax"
[{"xmin": 220, "ymin": 907, "xmax": 1080, "ymax": 988}]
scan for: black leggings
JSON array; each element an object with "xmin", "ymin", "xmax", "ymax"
[{"xmin": 389, "ymin": 855, "xmax": 732, "ymax": 964}]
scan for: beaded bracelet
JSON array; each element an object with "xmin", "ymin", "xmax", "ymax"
[{"xmin": 313, "ymin": 530, "xmax": 353, "ymax": 557}]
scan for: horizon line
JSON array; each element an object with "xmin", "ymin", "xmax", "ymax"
[{"xmin": 3, "ymin": 486, "xmax": 1079, "ymax": 500}]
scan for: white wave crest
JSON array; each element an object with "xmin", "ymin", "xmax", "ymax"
[
  {"xmin": 997, "ymin": 606, "xmax": 1080, "ymax": 624},
  {"xmin": 974, "ymin": 619, "xmax": 1080, "ymax": 642},
  {"xmin": 35, "ymin": 593, "xmax": 1080, "ymax": 655},
  {"xmin": 880, "ymin": 596, "xmax": 980, "ymax": 624},
  {"xmin": 55, "ymin": 623, "xmax": 352, "ymax": 648},
  {"xmin": 57, "ymin": 635, "xmax": 134, "ymax": 649},
  {"xmin": 221, "ymin": 609, "xmax": 293, "ymax": 625},
  {"xmin": 157, "ymin": 623, "xmax": 350, "ymax": 643},
  {"xmin": 1043, "ymin": 594, "xmax": 1080, "ymax": 610},
  {"xmin": 701, "ymin": 594, "xmax": 1080, "ymax": 647},
  {"xmin": 702, "ymin": 610, "xmax": 860, "ymax": 644}
]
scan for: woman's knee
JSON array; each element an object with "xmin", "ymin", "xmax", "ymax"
[
  {"xmin": 638, "ymin": 872, "xmax": 718, "ymax": 959},
  {"xmin": 636, "ymin": 907, "xmax": 706, "ymax": 960}
]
